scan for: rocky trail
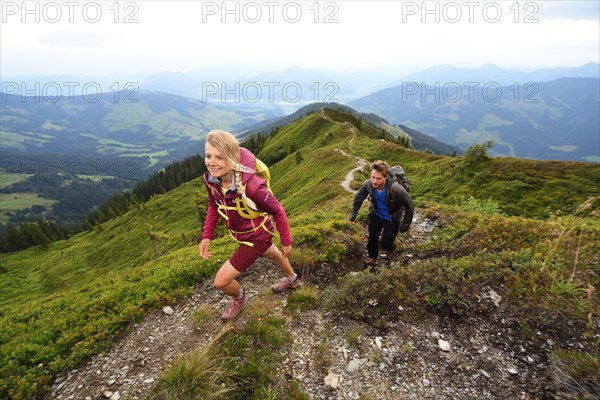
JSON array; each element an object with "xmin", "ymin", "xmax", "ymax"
[
  {"xmin": 50, "ymin": 137, "xmax": 579, "ymax": 399},
  {"xmin": 49, "ymin": 210, "xmax": 563, "ymax": 400}
]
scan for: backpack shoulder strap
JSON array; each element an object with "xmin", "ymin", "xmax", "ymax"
[{"xmin": 390, "ymin": 181, "xmax": 407, "ymax": 201}]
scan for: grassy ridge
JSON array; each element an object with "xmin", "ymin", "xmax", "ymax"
[
  {"xmin": 328, "ymin": 112, "xmax": 599, "ymax": 219},
  {"xmin": 0, "ymin": 178, "xmax": 206, "ymax": 306},
  {"xmin": 1, "ymin": 108, "xmax": 598, "ymax": 399},
  {"xmin": 410, "ymin": 157, "xmax": 600, "ymax": 218}
]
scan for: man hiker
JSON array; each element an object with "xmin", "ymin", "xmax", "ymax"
[{"xmin": 349, "ymin": 160, "xmax": 414, "ymax": 266}]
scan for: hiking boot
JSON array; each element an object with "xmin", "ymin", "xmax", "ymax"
[
  {"xmin": 385, "ymin": 250, "xmax": 394, "ymax": 261},
  {"xmin": 271, "ymin": 276, "xmax": 302, "ymax": 293},
  {"xmin": 364, "ymin": 257, "xmax": 377, "ymax": 266},
  {"xmin": 220, "ymin": 292, "xmax": 250, "ymax": 320}
]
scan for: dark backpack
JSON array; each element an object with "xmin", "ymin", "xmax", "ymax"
[{"xmin": 388, "ymin": 165, "xmax": 411, "ymax": 192}]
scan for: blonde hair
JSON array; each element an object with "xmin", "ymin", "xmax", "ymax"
[{"xmin": 206, "ymin": 130, "xmax": 251, "ymax": 195}]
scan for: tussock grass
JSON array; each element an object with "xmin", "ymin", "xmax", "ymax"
[
  {"xmin": 191, "ymin": 304, "xmax": 216, "ymax": 328},
  {"xmin": 151, "ymin": 327, "xmax": 236, "ymax": 400},
  {"xmin": 313, "ymin": 337, "xmax": 333, "ymax": 374},
  {"xmin": 346, "ymin": 327, "xmax": 363, "ymax": 348},
  {"xmin": 216, "ymin": 305, "xmax": 309, "ymax": 399},
  {"xmin": 287, "ymin": 285, "xmax": 320, "ymax": 315},
  {"xmin": 549, "ymin": 349, "xmax": 600, "ymax": 399}
]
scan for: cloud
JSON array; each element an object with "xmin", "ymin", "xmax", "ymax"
[
  {"xmin": 37, "ymin": 30, "xmax": 115, "ymax": 48},
  {"xmin": 1, "ymin": 0, "xmax": 597, "ymax": 76}
]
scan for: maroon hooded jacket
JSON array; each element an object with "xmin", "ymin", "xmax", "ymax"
[{"xmin": 201, "ymin": 147, "xmax": 292, "ymax": 246}]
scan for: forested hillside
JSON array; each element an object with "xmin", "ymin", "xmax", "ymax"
[{"xmin": 0, "ymin": 154, "xmax": 207, "ymax": 253}]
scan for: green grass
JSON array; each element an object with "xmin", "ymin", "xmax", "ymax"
[
  {"xmin": 0, "ymin": 172, "xmax": 32, "ymax": 189},
  {"xmin": 0, "ymin": 192, "xmax": 57, "ymax": 223},
  {"xmin": 0, "ymin": 246, "xmax": 223, "ymax": 400},
  {"xmin": 0, "ymin": 131, "xmax": 48, "ymax": 150},
  {"xmin": 549, "ymin": 349, "xmax": 600, "ymax": 397},
  {"xmin": 151, "ymin": 327, "xmax": 237, "ymax": 400},
  {"xmin": 408, "ymin": 155, "xmax": 600, "ymax": 219},
  {"xmin": 0, "ymin": 179, "xmax": 206, "ymax": 306},
  {"xmin": 326, "ymin": 200, "xmax": 599, "ymax": 324},
  {"xmin": 286, "ymin": 285, "xmax": 320, "ymax": 315},
  {"xmin": 191, "ymin": 304, "xmax": 216, "ymax": 328},
  {"xmin": 163, "ymin": 295, "xmax": 311, "ymax": 400},
  {"xmin": 477, "ymin": 113, "xmax": 514, "ymax": 130},
  {"xmin": 1, "ymin": 107, "xmax": 599, "ymax": 399}
]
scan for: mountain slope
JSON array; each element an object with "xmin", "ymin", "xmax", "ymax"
[
  {"xmin": 1, "ymin": 108, "xmax": 598, "ymax": 399},
  {"xmin": 257, "ymin": 108, "xmax": 599, "ymax": 218},
  {"xmin": 0, "ymin": 91, "xmax": 275, "ymax": 168},
  {"xmin": 240, "ymin": 102, "xmax": 463, "ymax": 156},
  {"xmin": 350, "ymin": 78, "xmax": 600, "ymax": 161}
]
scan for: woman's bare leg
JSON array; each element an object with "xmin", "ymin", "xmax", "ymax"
[
  {"xmin": 214, "ymin": 260, "xmax": 242, "ymax": 297},
  {"xmin": 262, "ymin": 244, "xmax": 296, "ymax": 279}
]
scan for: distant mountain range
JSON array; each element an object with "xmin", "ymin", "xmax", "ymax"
[
  {"xmin": 141, "ymin": 66, "xmax": 395, "ymax": 113},
  {"xmin": 3, "ymin": 63, "xmax": 597, "ymax": 105},
  {"xmin": 0, "ymin": 90, "xmax": 284, "ymax": 168},
  {"xmin": 395, "ymin": 63, "xmax": 600, "ymax": 87},
  {"xmin": 350, "ymin": 77, "xmax": 600, "ymax": 161},
  {"xmin": 0, "ymin": 66, "xmax": 399, "ymax": 112},
  {"xmin": 1, "ymin": 63, "xmax": 598, "ymax": 161},
  {"xmin": 111, "ymin": 63, "xmax": 600, "ymax": 116}
]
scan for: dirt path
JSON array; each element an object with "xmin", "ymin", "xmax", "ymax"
[
  {"xmin": 50, "ymin": 259, "xmax": 291, "ymax": 400},
  {"xmin": 335, "ymin": 148, "xmax": 369, "ymax": 195},
  {"xmin": 50, "ymin": 134, "xmax": 562, "ymax": 399}
]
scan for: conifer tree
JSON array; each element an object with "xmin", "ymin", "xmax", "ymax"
[{"xmin": 3, "ymin": 223, "xmax": 24, "ymax": 252}]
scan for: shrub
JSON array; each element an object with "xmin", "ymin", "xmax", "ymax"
[
  {"xmin": 462, "ymin": 140, "xmax": 494, "ymax": 168},
  {"xmin": 461, "ymin": 195, "xmax": 504, "ymax": 215}
]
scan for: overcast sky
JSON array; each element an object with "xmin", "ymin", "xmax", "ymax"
[{"xmin": 1, "ymin": 0, "xmax": 599, "ymax": 79}]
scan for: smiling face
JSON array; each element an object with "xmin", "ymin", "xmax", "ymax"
[
  {"xmin": 370, "ymin": 169, "xmax": 387, "ymax": 190},
  {"xmin": 205, "ymin": 142, "xmax": 232, "ymax": 179}
]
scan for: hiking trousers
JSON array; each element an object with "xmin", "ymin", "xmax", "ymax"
[{"xmin": 367, "ymin": 214, "xmax": 400, "ymax": 258}]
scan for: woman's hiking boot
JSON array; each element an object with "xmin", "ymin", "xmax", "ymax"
[
  {"xmin": 221, "ymin": 292, "xmax": 250, "ymax": 320},
  {"xmin": 271, "ymin": 276, "xmax": 302, "ymax": 293}
]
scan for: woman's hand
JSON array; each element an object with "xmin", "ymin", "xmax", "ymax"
[
  {"xmin": 281, "ymin": 244, "xmax": 292, "ymax": 259},
  {"xmin": 199, "ymin": 239, "xmax": 211, "ymax": 259}
]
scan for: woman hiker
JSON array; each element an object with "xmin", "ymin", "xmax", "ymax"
[{"xmin": 199, "ymin": 130, "xmax": 301, "ymax": 320}]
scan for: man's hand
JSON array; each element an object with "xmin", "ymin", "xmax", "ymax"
[
  {"xmin": 348, "ymin": 220, "xmax": 355, "ymax": 226},
  {"xmin": 281, "ymin": 244, "xmax": 292, "ymax": 259},
  {"xmin": 199, "ymin": 239, "xmax": 211, "ymax": 259}
]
